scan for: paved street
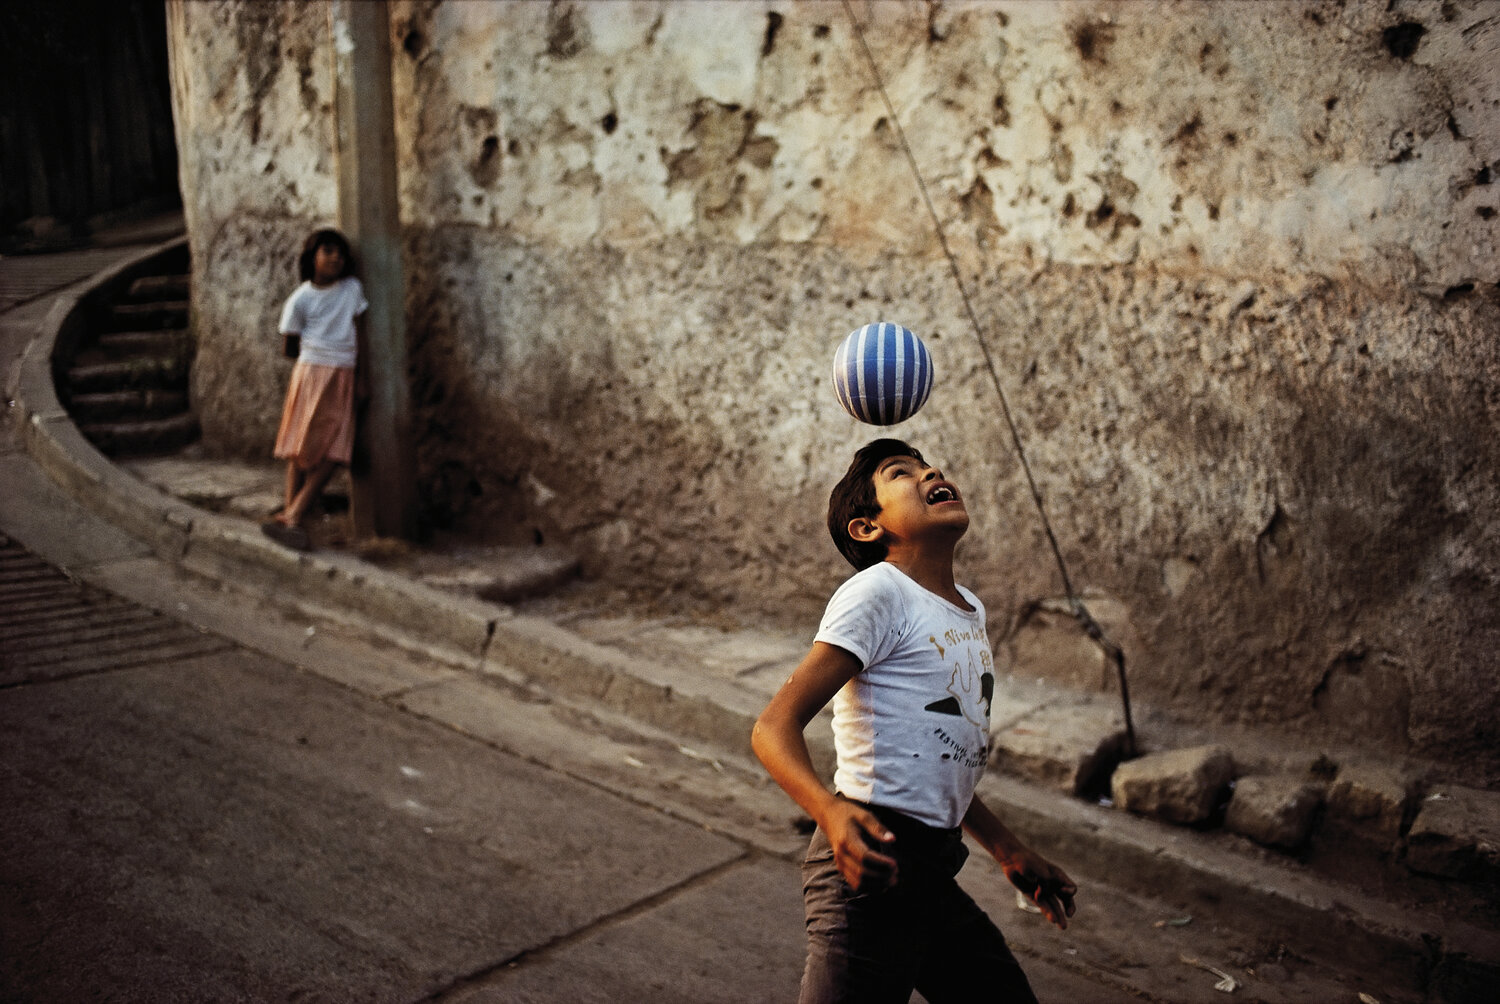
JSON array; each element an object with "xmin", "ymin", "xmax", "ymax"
[{"xmin": 0, "ymin": 533, "xmax": 803, "ymax": 1002}]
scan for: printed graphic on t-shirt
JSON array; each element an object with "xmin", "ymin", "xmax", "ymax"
[{"xmin": 922, "ymin": 627, "xmax": 993, "ymax": 765}]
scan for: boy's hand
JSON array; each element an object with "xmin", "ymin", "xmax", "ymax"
[
  {"xmin": 1003, "ymin": 851, "xmax": 1077, "ymax": 929},
  {"xmin": 823, "ymin": 799, "xmax": 899, "ymax": 893}
]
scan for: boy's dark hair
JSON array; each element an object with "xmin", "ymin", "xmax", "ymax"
[
  {"xmin": 297, "ymin": 228, "xmax": 356, "ymax": 282},
  {"xmin": 828, "ymin": 438, "xmax": 926, "ymax": 570}
]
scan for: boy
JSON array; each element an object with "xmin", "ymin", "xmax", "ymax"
[{"xmin": 752, "ymin": 438, "xmax": 1076, "ymax": 1003}]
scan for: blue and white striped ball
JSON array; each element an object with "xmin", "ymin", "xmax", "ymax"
[{"xmin": 831, "ymin": 322, "xmax": 934, "ymax": 425}]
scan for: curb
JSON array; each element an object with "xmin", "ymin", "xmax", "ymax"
[
  {"xmin": 978, "ymin": 773, "xmax": 1498, "ymax": 999},
  {"xmin": 10, "ymin": 238, "xmax": 1497, "ymax": 1002}
]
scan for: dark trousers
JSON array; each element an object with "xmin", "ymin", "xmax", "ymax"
[{"xmin": 799, "ymin": 803, "xmax": 1038, "ymax": 1004}]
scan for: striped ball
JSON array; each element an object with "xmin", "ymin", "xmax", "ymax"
[{"xmin": 831, "ymin": 322, "xmax": 934, "ymax": 425}]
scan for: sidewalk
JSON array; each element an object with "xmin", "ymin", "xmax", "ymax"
[{"xmin": 2, "ymin": 228, "xmax": 1496, "ymax": 1001}]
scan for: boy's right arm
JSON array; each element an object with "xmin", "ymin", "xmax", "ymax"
[{"xmin": 752, "ymin": 641, "xmax": 900, "ymax": 892}]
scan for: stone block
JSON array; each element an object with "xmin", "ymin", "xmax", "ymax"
[
  {"xmin": 1111, "ymin": 745, "xmax": 1235, "ymax": 826},
  {"xmin": 1405, "ymin": 785, "xmax": 1500, "ymax": 883},
  {"xmin": 990, "ymin": 698, "xmax": 1126, "ymax": 795},
  {"xmin": 1326, "ymin": 763, "xmax": 1417, "ymax": 846},
  {"xmin": 1225, "ymin": 774, "xmax": 1325, "ymax": 850}
]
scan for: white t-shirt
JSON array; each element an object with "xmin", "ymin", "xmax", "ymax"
[
  {"xmin": 815, "ymin": 561, "xmax": 994, "ymax": 830},
  {"xmin": 278, "ymin": 277, "xmax": 367, "ymax": 369}
]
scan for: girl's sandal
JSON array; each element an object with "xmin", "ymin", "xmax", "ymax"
[{"xmin": 260, "ymin": 520, "xmax": 311, "ymax": 551}]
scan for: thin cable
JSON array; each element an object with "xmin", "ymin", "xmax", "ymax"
[
  {"xmin": 843, "ymin": 1, "xmax": 1136, "ymax": 755},
  {"xmin": 843, "ymin": 2, "xmax": 1070, "ymax": 596}
]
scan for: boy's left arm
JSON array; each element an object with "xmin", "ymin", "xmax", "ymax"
[{"xmin": 962, "ymin": 794, "xmax": 1077, "ymax": 930}]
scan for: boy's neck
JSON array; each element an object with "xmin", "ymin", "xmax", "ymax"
[{"xmin": 883, "ymin": 542, "xmax": 968, "ymax": 609}]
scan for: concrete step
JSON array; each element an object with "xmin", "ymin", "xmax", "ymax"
[
  {"xmin": 125, "ymin": 273, "xmax": 190, "ymax": 301},
  {"xmin": 65, "ymin": 356, "xmax": 189, "ymax": 392},
  {"xmin": 78, "ymin": 412, "xmax": 200, "ymax": 456},
  {"xmin": 68, "ymin": 388, "xmax": 189, "ymax": 422},
  {"xmin": 106, "ymin": 299, "xmax": 187, "ymax": 331},
  {"xmin": 95, "ymin": 330, "xmax": 192, "ymax": 358}
]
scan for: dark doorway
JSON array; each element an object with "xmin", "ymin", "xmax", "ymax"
[{"xmin": 0, "ymin": 0, "xmax": 180, "ymax": 253}]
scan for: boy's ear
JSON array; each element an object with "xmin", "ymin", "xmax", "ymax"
[{"xmin": 847, "ymin": 516, "xmax": 884, "ymax": 544}]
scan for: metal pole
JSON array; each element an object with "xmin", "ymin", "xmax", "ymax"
[{"xmin": 330, "ymin": 0, "xmax": 417, "ymax": 539}]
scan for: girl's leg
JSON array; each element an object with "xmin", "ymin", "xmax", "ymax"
[
  {"xmin": 284, "ymin": 459, "xmax": 338, "ymax": 527},
  {"xmin": 283, "ymin": 461, "xmax": 305, "ymax": 516},
  {"xmin": 262, "ymin": 461, "xmax": 317, "ymax": 551}
]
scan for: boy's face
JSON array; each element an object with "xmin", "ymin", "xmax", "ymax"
[{"xmin": 861, "ymin": 453, "xmax": 969, "ymax": 547}]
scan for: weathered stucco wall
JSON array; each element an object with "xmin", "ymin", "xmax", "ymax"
[{"xmin": 167, "ymin": 1, "xmax": 1500, "ymax": 778}]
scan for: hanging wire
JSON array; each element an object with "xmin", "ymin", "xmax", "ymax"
[{"xmin": 842, "ymin": 1, "xmax": 1136, "ymax": 757}]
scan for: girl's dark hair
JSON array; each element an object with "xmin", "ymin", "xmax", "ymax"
[
  {"xmin": 297, "ymin": 228, "xmax": 355, "ymax": 282},
  {"xmin": 827, "ymin": 438, "xmax": 925, "ymax": 570}
]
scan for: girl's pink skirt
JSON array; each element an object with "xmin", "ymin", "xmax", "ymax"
[{"xmin": 273, "ymin": 363, "xmax": 355, "ymax": 469}]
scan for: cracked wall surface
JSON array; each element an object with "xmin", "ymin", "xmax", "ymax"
[{"xmin": 168, "ymin": 0, "xmax": 1500, "ymax": 780}]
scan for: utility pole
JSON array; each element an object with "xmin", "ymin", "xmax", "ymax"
[{"xmin": 329, "ymin": 0, "xmax": 417, "ymax": 539}]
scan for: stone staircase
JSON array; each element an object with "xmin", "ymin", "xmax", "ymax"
[{"xmin": 57, "ymin": 243, "xmax": 198, "ymax": 457}]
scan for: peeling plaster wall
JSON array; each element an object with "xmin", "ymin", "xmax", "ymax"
[
  {"xmin": 167, "ymin": 1, "xmax": 1500, "ymax": 778},
  {"xmin": 167, "ymin": 0, "xmax": 339, "ymax": 445}
]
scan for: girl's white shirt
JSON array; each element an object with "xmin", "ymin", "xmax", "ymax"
[{"xmin": 278, "ymin": 277, "xmax": 367, "ymax": 369}]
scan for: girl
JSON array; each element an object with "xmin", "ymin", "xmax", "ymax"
[{"xmin": 261, "ymin": 228, "xmax": 367, "ymax": 551}]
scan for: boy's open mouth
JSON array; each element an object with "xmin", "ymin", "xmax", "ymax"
[{"xmin": 926, "ymin": 484, "xmax": 959, "ymax": 505}]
